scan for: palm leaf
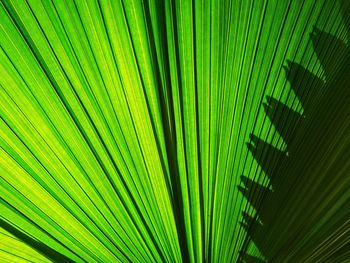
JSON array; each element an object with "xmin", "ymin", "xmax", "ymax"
[{"xmin": 0, "ymin": 0, "xmax": 349, "ymax": 262}]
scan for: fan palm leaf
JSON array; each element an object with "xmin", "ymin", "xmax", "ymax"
[{"xmin": 0, "ymin": 0, "xmax": 349, "ymax": 262}]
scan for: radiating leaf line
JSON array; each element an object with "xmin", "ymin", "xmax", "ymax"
[{"xmin": 1, "ymin": 0, "xmax": 349, "ymax": 262}]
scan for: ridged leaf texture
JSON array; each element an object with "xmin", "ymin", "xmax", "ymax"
[{"xmin": 0, "ymin": 0, "xmax": 349, "ymax": 262}]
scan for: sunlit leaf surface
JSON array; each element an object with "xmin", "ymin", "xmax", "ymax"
[{"xmin": 0, "ymin": 0, "xmax": 349, "ymax": 262}]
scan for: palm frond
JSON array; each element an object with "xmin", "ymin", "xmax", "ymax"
[{"xmin": 0, "ymin": 0, "xmax": 349, "ymax": 262}]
